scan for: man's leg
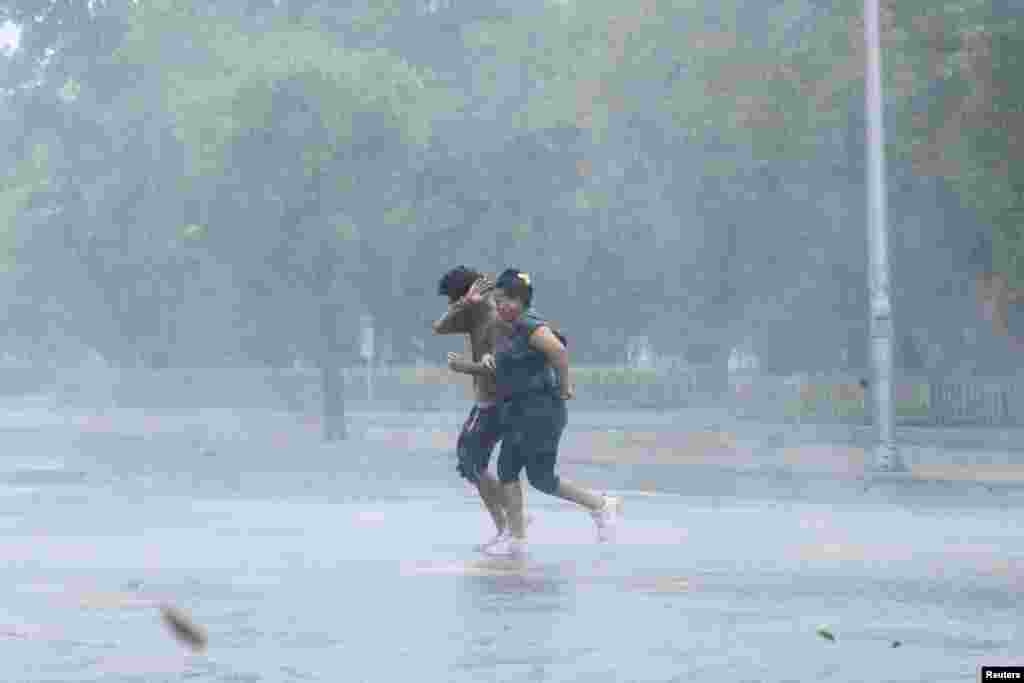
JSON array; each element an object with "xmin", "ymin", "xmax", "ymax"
[
  {"xmin": 479, "ymin": 469, "xmax": 530, "ymax": 537},
  {"xmin": 474, "ymin": 404, "xmax": 513, "ymax": 536},
  {"xmin": 475, "ymin": 470, "xmax": 507, "ymax": 534},
  {"xmin": 458, "ymin": 407, "xmax": 505, "ymax": 536}
]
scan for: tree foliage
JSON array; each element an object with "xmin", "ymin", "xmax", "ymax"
[
  {"xmin": 1, "ymin": 0, "xmax": 1021, "ymax": 370},
  {"xmin": 0, "ymin": 141, "xmax": 48, "ymax": 271},
  {"xmin": 115, "ymin": 2, "xmax": 453, "ymax": 177}
]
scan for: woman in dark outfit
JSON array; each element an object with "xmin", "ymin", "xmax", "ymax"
[{"xmin": 481, "ymin": 269, "xmax": 621, "ymax": 557}]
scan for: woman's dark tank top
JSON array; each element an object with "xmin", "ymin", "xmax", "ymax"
[{"xmin": 494, "ymin": 311, "xmax": 564, "ymax": 400}]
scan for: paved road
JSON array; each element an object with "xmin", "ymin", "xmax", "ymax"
[{"xmin": 0, "ymin": 420, "xmax": 1021, "ymax": 682}]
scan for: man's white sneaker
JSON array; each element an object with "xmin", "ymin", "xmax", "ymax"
[
  {"xmin": 474, "ymin": 530, "xmax": 508, "ymax": 553},
  {"xmin": 473, "ymin": 514, "xmax": 535, "ymax": 551},
  {"xmin": 483, "ymin": 535, "xmax": 526, "ymax": 558},
  {"xmin": 591, "ymin": 495, "xmax": 622, "ymax": 542}
]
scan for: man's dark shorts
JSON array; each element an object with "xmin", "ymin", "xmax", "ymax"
[{"xmin": 456, "ymin": 403, "xmax": 503, "ymax": 483}]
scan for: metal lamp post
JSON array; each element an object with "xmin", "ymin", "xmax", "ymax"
[{"xmin": 864, "ymin": 0, "xmax": 905, "ymax": 471}]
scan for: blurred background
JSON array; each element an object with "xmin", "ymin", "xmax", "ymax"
[{"xmin": 1, "ymin": 0, "xmax": 1022, "ymax": 430}]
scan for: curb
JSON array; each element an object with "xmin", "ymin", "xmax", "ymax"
[
  {"xmin": 867, "ymin": 466, "xmax": 1024, "ymax": 490},
  {"xmin": 562, "ymin": 454, "xmax": 1024, "ymax": 497}
]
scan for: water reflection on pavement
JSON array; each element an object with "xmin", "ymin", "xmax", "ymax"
[{"xmin": 0, "ymin": 425, "xmax": 1020, "ymax": 682}]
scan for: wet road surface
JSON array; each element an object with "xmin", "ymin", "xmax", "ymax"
[{"xmin": 0, "ymin": 417, "xmax": 1021, "ymax": 682}]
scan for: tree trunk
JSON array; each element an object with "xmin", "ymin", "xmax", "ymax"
[
  {"xmin": 298, "ymin": 158, "xmax": 348, "ymax": 442},
  {"xmin": 317, "ymin": 293, "xmax": 347, "ymax": 441},
  {"xmin": 314, "ymin": 219, "xmax": 349, "ymax": 439},
  {"xmin": 320, "ymin": 358, "xmax": 347, "ymax": 441}
]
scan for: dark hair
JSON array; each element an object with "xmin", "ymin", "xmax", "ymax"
[
  {"xmin": 438, "ymin": 266, "xmax": 483, "ymax": 302},
  {"xmin": 495, "ymin": 268, "xmax": 533, "ymax": 308}
]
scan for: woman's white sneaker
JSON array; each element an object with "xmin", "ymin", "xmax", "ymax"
[{"xmin": 591, "ymin": 495, "xmax": 622, "ymax": 542}]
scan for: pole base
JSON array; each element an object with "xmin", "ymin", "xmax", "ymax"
[{"xmin": 871, "ymin": 443, "xmax": 907, "ymax": 472}]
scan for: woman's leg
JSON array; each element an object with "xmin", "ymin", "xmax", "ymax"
[
  {"xmin": 496, "ymin": 439, "xmax": 528, "ymax": 540},
  {"xmin": 481, "ymin": 437, "xmax": 529, "ymax": 557},
  {"xmin": 501, "ymin": 479, "xmax": 527, "ymax": 539},
  {"xmin": 552, "ymin": 478, "xmax": 604, "ymax": 511},
  {"xmin": 521, "ymin": 398, "xmax": 621, "ymax": 541},
  {"xmin": 523, "ymin": 449, "xmax": 621, "ymax": 541}
]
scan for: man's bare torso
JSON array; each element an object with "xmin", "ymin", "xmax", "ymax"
[{"xmin": 465, "ymin": 298, "xmax": 507, "ymax": 403}]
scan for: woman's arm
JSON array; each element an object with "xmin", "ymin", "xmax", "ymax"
[{"xmin": 528, "ymin": 326, "xmax": 572, "ymax": 398}]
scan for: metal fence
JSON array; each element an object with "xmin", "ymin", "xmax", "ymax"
[
  {"xmin": 726, "ymin": 371, "xmax": 1024, "ymax": 427},
  {"xmin": 927, "ymin": 378, "xmax": 1024, "ymax": 426}
]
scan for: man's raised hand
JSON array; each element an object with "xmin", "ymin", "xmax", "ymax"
[{"xmin": 464, "ymin": 276, "xmax": 493, "ymax": 305}]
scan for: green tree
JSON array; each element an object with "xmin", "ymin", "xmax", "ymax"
[
  {"xmin": 0, "ymin": 142, "xmax": 47, "ymax": 271},
  {"xmin": 113, "ymin": 1, "xmax": 457, "ymax": 433}
]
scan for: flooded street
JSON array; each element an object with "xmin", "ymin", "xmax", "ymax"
[
  {"xmin": 0, "ymin": 412, "xmax": 1021, "ymax": 682},
  {"xmin": 5, "ymin": 0, "xmax": 1023, "ymax": 678}
]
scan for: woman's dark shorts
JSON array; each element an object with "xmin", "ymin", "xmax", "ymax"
[{"xmin": 496, "ymin": 392, "xmax": 567, "ymax": 494}]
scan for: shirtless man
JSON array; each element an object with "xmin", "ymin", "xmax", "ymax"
[{"xmin": 433, "ymin": 266, "xmax": 526, "ymax": 551}]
